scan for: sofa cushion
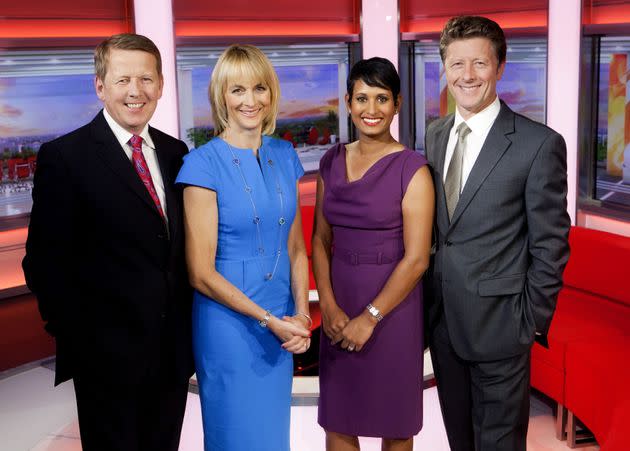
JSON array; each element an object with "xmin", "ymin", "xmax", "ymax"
[
  {"xmin": 563, "ymin": 227, "xmax": 630, "ymax": 306},
  {"xmin": 534, "ymin": 287, "xmax": 629, "ymax": 369},
  {"xmin": 531, "ymin": 285, "xmax": 630, "ymax": 403}
]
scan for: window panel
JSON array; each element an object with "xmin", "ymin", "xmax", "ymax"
[
  {"xmin": 593, "ymin": 37, "xmax": 630, "ymax": 208},
  {"xmin": 412, "ymin": 38, "xmax": 547, "ymax": 152},
  {"xmin": 0, "ymin": 49, "xmax": 97, "ymax": 222},
  {"xmin": 176, "ymin": 44, "xmax": 350, "ymax": 172}
]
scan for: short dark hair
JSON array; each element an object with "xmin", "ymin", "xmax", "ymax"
[
  {"xmin": 94, "ymin": 33, "xmax": 162, "ymax": 81},
  {"xmin": 347, "ymin": 57, "xmax": 400, "ymax": 103},
  {"xmin": 439, "ymin": 16, "xmax": 507, "ymax": 65}
]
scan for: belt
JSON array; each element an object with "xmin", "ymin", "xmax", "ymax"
[{"xmin": 333, "ymin": 249, "xmax": 404, "ymax": 266}]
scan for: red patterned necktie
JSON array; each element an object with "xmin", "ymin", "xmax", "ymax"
[{"xmin": 129, "ymin": 134, "xmax": 165, "ymax": 220}]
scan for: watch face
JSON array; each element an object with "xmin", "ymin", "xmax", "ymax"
[{"xmin": 367, "ymin": 304, "xmax": 383, "ymax": 321}]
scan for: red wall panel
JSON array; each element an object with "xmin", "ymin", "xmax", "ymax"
[
  {"xmin": 174, "ymin": 0, "xmax": 356, "ymax": 20},
  {"xmin": 173, "ymin": 0, "xmax": 360, "ymax": 38},
  {"xmin": 0, "ymin": 0, "xmax": 133, "ymax": 40},
  {"xmin": 584, "ymin": 0, "xmax": 630, "ymax": 25},
  {"xmin": 0, "ymin": 0, "xmax": 131, "ymax": 19},
  {"xmin": 401, "ymin": 0, "xmax": 548, "ymax": 34}
]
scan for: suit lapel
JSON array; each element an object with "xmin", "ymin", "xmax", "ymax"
[
  {"xmin": 432, "ymin": 116, "xmax": 454, "ymax": 232},
  {"xmin": 151, "ymin": 127, "xmax": 180, "ymax": 242},
  {"xmin": 448, "ymin": 102, "xmax": 515, "ymax": 229},
  {"xmin": 434, "ymin": 116, "xmax": 454, "ymax": 179},
  {"xmin": 90, "ymin": 111, "xmax": 164, "ymax": 220}
]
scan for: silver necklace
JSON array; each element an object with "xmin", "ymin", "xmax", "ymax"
[{"xmin": 224, "ymin": 138, "xmax": 286, "ymax": 281}]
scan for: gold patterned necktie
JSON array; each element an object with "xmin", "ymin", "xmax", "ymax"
[{"xmin": 444, "ymin": 122, "xmax": 471, "ymax": 221}]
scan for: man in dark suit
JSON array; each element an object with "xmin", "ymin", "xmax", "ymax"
[
  {"xmin": 22, "ymin": 34, "xmax": 193, "ymax": 451},
  {"xmin": 424, "ymin": 16, "xmax": 571, "ymax": 451}
]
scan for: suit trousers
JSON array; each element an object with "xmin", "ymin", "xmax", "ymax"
[
  {"xmin": 73, "ymin": 375, "xmax": 188, "ymax": 451},
  {"xmin": 429, "ymin": 311, "xmax": 531, "ymax": 451}
]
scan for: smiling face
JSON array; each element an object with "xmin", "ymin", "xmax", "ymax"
[
  {"xmin": 444, "ymin": 37, "xmax": 505, "ymax": 120},
  {"xmin": 347, "ymin": 79, "xmax": 399, "ymax": 139},
  {"xmin": 95, "ymin": 48, "xmax": 163, "ymax": 134},
  {"xmin": 223, "ymin": 76, "xmax": 271, "ymax": 136}
]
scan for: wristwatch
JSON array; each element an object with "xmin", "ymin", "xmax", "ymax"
[
  {"xmin": 259, "ymin": 310, "xmax": 271, "ymax": 328},
  {"xmin": 366, "ymin": 303, "xmax": 383, "ymax": 322}
]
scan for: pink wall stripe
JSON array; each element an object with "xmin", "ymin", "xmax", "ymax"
[
  {"xmin": 133, "ymin": 0, "xmax": 180, "ymax": 139},
  {"xmin": 547, "ymin": 0, "xmax": 581, "ymax": 224},
  {"xmin": 361, "ymin": 0, "xmax": 400, "ymax": 140}
]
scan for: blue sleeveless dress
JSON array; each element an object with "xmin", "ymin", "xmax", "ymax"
[{"xmin": 176, "ymin": 136, "xmax": 304, "ymax": 451}]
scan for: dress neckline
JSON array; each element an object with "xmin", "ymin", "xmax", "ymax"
[
  {"xmin": 341, "ymin": 144, "xmax": 407, "ymax": 184},
  {"xmin": 216, "ymin": 135, "xmax": 268, "ymax": 152}
]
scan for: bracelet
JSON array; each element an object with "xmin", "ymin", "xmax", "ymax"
[
  {"xmin": 366, "ymin": 303, "xmax": 383, "ymax": 322},
  {"xmin": 296, "ymin": 312, "xmax": 313, "ymax": 328},
  {"xmin": 259, "ymin": 310, "xmax": 272, "ymax": 328}
]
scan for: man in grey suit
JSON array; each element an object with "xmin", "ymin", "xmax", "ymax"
[{"xmin": 424, "ymin": 16, "xmax": 571, "ymax": 451}]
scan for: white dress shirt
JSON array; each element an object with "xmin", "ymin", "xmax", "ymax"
[
  {"xmin": 443, "ymin": 96, "xmax": 501, "ymax": 192},
  {"xmin": 102, "ymin": 108, "xmax": 168, "ymax": 219}
]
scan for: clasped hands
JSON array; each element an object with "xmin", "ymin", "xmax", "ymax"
[
  {"xmin": 269, "ymin": 314, "xmax": 311, "ymax": 354},
  {"xmin": 321, "ymin": 303, "xmax": 376, "ymax": 352}
]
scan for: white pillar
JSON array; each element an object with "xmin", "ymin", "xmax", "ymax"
[
  {"xmin": 547, "ymin": 0, "xmax": 581, "ymax": 224},
  {"xmin": 361, "ymin": 0, "xmax": 400, "ymax": 140},
  {"xmin": 134, "ymin": 0, "xmax": 180, "ymax": 138}
]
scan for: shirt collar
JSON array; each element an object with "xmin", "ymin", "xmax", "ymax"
[
  {"xmin": 102, "ymin": 107, "xmax": 155, "ymax": 150},
  {"xmin": 452, "ymin": 95, "xmax": 501, "ymax": 137}
]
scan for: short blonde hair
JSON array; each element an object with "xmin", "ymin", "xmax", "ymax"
[{"xmin": 209, "ymin": 44, "xmax": 280, "ymax": 136}]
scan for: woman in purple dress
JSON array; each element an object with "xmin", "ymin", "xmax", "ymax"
[{"xmin": 313, "ymin": 57, "xmax": 435, "ymax": 451}]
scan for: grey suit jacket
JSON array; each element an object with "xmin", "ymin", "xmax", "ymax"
[{"xmin": 424, "ymin": 101, "xmax": 571, "ymax": 361}]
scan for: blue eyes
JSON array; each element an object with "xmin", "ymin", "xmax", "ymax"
[
  {"xmin": 451, "ymin": 62, "xmax": 487, "ymax": 68},
  {"xmin": 231, "ymin": 86, "xmax": 267, "ymax": 94},
  {"xmin": 116, "ymin": 78, "xmax": 152, "ymax": 84}
]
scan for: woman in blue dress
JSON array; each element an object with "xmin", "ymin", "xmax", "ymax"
[{"xmin": 176, "ymin": 44, "xmax": 312, "ymax": 451}]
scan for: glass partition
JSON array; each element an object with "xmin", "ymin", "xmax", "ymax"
[
  {"xmin": 411, "ymin": 38, "xmax": 548, "ymax": 152},
  {"xmin": 176, "ymin": 44, "xmax": 351, "ymax": 172},
  {"xmin": 0, "ymin": 49, "xmax": 97, "ymax": 222}
]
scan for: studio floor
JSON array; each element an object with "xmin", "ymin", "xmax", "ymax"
[{"xmin": 0, "ymin": 358, "xmax": 599, "ymax": 451}]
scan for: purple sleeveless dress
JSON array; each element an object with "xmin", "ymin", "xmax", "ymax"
[{"xmin": 317, "ymin": 143, "xmax": 428, "ymax": 438}]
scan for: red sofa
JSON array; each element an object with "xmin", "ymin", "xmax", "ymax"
[
  {"xmin": 301, "ymin": 205, "xmax": 316, "ymax": 291},
  {"xmin": 531, "ymin": 226, "xmax": 630, "ymax": 449},
  {"xmin": 565, "ymin": 337, "xmax": 630, "ymax": 450}
]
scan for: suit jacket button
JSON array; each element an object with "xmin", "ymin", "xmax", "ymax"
[
  {"xmin": 157, "ymin": 234, "xmax": 166, "ymax": 239},
  {"xmin": 445, "ymin": 241, "xmax": 452, "ymax": 247}
]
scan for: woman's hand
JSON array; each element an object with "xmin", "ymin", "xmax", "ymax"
[
  {"xmin": 321, "ymin": 303, "xmax": 350, "ymax": 341},
  {"xmin": 286, "ymin": 313, "xmax": 311, "ymax": 330},
  {"xmin": 267, "ymin": 316, "xmax": 310, "ymax": 350},
  {"xmin": 280, "ymin": 315, "xmax": 311, "ymax": 354},
  {"xmin": 332, "ymin": 312, "xmax": 377, "ymax": 352}
]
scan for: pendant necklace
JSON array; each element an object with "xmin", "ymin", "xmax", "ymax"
[{"xmin": 224, "ymin": 138, "xmax": 285, "ymax": 281}]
